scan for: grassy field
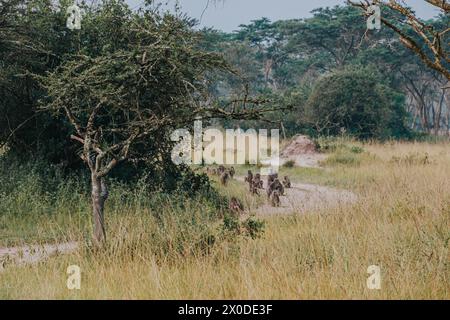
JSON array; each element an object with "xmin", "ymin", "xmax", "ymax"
[{"xmin": 0, "ymin": 140, "xmax": 449, "ymax": 299}]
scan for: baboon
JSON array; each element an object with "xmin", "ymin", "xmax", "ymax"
[
  {"xmin": 273, "ymin": 178, "xmax": 285, "ymax": 195},
  {"xmin": 254, "ymin": 173, "xmax": 264, "ymax": 189},
  {"xmin": 229, "ymin": 166, "xmax": 235, "ymax": 179},
  {"xmin": 220, "ymin": 171, "xmax": 230, "ymax": 186},
  {"xmin": 229, "ymin": 197, "xmax": 244, "ymax": 215},
  {"xmin": 282, "ymin": 176, "xmax": 291, "ymax": 188},
  {"xmin": 250, "ymin": 180, "xmax": 260, "ymax": 195},
  {"xmin": 211, "ymin": 168, "xmax": 217, "ymax": 175},
  {"xmin": 267, "ymin": 173, "xmax": 278, "ymax": 186},
  {"xmin": 245, "ymin": 170, "xmax": 254, "ymax": 192},
  {"xmin": 270, "ymin": 190, "xmax": 281, "ymax": 207},
  {"xmin": 217, "ymin": 165, "xmax": 226, "ymax": 175},
  {"xmin": 244, "ymin": 170, "xmax": 253, "ymax": 183},
  {"xmin": 267, "ymin": 178, "xmax": 284, "ymax": 198}
]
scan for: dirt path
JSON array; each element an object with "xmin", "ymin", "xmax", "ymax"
[
  {"xmin": 237, "ymin": 176, "xmax": 357, "ymax": 215},
  {"xmin": 0, "ymin": 241, "xmax": 78, "ymax": 272}
]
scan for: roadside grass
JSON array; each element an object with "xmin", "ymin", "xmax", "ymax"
[{"xmin": 0, "ymin": 139, "xmax": 449, "ymax": 299}]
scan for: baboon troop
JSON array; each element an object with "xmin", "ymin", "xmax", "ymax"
[
  {"xmin": 266, "ymin": 174, "xmax": 287, "ymax": 207},
  {"xmin": 206, "ymin": 166, "xmax": 243, "ymax": 214},
  {"xmin": 206, "ymin": 165, "xmax": 235, "ymax": 182},
  {"xmin": 247, "ymin": 170, "xmax": 290, "ymax": 207},
  {"xmin": 206, "ymin": 166, "xmax": 291, "ymax": 209}
]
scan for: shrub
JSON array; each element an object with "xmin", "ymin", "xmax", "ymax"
[
  {"xmin": 306, "ymin": 67, "xmax": 410, "ymax": 139},
  {"xmin": 282, "ymin": 160, "xmax": 296, "ymax": 168}
]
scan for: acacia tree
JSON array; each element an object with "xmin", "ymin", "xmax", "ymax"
[
  {"xmin": 42, "ymin": 5, "xmax": 269, "ymax": 245},
  {"xmin": 348, "ymin": 0, "xmax": 449, "ymax": 134},
  {"xmin": 348, "ymin": 1, "xmax": 449, "ymax": 80}
]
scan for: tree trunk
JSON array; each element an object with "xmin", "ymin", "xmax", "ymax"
[
  {"xmin": 91, "ymin": 173, "xmax": 107, "ymax": 245},
  {"xmin": 434, "ymin": 92, "xmax": 445, "ymax": 135}
]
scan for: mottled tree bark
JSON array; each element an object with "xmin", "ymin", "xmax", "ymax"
[{"xmin": 91, "ymin": 173, "xmax": 108, "ymax": 245}]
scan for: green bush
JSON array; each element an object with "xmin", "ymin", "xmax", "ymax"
[
  {"xmin": 282, "ymin": 160, "xmax": 296, "ymax": 168},
  {"xmin": 306, "ymin": 67, "xmax": 410, "ymax": 139}
]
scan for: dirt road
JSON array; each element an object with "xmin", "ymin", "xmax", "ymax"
[
  {"xmin": 0, "ymin": 241, "xmax": 78, "ymax": 272},
  {"xmin": 237, "ymin": 176, "xmax": 357, "ymax": 215}
]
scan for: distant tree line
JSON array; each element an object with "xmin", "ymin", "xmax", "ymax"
[{"xmin": 200, "ymin": 4, "xmax": 449, "ymax": 138}]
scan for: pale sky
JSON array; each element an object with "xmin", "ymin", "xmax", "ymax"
[{"xmin": 126, "ymin": 0, "xmax": 442, "ymax": 32}]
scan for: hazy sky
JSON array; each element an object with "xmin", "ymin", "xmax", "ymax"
[{"xmin": 126, "ymin": 0, "xmax": 442, "ymax": 32}]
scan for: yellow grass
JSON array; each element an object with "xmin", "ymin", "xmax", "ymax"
[{"xmin": 0, "ymin": 141, "xmax": 449, "ymax": 299}]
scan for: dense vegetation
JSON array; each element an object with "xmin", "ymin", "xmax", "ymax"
[
  {"xmin": 201, "ymin": 5, "xmax": 449, "ymax": 137},
  {"xmin": 0, "ymin": 0, "xmax": 449, "ymax": 299}
]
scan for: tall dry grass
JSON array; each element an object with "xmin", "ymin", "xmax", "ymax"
[{"xmin": 0, "ymin": 141, "xmax": 449, "ymax": 299}]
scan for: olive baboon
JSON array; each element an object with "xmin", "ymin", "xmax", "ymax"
[
  {"xmin": 250, "ymin": 180, "xmax": 260, "ymax": 195},
  {"xmin": 270, "ymin": 190, "xmax": 281, "ymax": 207},
  {"xmin": 244, "ymin": 170, "xmax": 253, "ymax": 183},
  {"xmin": 267, "ymin": 178, "xmax": 284, "ymax": 198},
  {"xmin": 253, "ymin": 173, "xmax": 264, "ymax": 189},
  {"xmin": 282, "ymin": 176, "xmax": 291, "ymax": 188},
  {"xmin": 220, "ymin": 171, "xmax": 230, "ymax": 186},
  {"xmin": 217, "ymin": 165, "xmax": 226, "ymax": 175},
  {"xmin": 244, "ymin": 170, "xmax": 254, "ymax": 192},
  {"xmin": 267, "ymin": 173, "xmax": 278, "ymax": 186},
  {"xmin": 229, "ymin": 166, "xmax": 235, "ymax": 179},
  {"xmin": 229, "ymin": 197, "xmax": 244, "ymax": 215}
]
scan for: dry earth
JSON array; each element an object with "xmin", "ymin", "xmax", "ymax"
[
  {"xmin": 0, "ymin": 242, "xmax": 78, "ymax": 272},
  {"xmin": 237, "ymin": 176, "xmax": 357, "ymax": 215}
]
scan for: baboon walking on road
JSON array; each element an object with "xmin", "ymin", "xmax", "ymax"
[
  {"xmin": 267, "ymin": 178, "xmax": 284, "ymax": 198},
  {"xmin": 270, "ymin": 190, "xmax": 281, "ymax": 207},
  {"xmin": 245, "ymin": 170, "xmax": 253, "ymax": 183},
  {"xmin": 282, "ymin": 176, "xmax": 291, "ymax": 188},
  {"xmin": 267, "ymin": 173, "xmax": 278, "ymax": 187}
]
